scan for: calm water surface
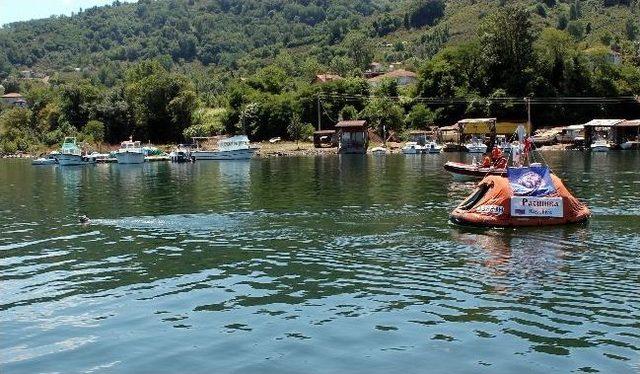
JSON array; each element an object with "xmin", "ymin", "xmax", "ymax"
[{"xmin": 1, "ymin": 152, "xmax": 639, "ymax": 373}]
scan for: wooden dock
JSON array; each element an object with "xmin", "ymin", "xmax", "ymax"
[{"xmin": 95, "ymin": 156, "xmax": 171, "ymax": 164}]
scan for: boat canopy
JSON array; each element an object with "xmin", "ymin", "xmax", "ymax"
[
  {"xmin": 61, "ymin": 137, "xmax": 81, "ymax": 154},
  {"xmin": 120, "ymin": 140, "xmax": 141, "ymax": 149}
]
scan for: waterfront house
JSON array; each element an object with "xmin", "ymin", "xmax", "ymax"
[
  {"xmin": 312, "ymin": 74, "xmax": 342, "ymax": 84},
  {"xmin": 367, "ymin": 69, "xmax": 417, "ymax": 87},
  {"xmin": 1, "ymin": 93, "xmax": 27, "ymax": 108},
  {"xmin": 583, "ymin": 119, "xmax": 624, "ymax": 147},
  {"xmin": 557, "ymin": 124, "xmax": 585, "ymax": 143},
  {"xmin": 335, "ymin": 120, "xmax": 368, "ymax": 154},
  {"xmin": 456, "ymin": 118, "xmax": 496, "ymax": 147},
  {"xmin": 612, "ymin": 120, "xmax": 640, "ymax": 147}
]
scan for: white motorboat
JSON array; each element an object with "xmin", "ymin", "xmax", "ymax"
[
  {"xmin": 57, "ymin": 137, "xmax": 95, "ymax": 166},
  {"xmin": 116, "ymin": 139, "xmax": 145, "ymax": 164},
  {"xmin": 371, "ymin": 146, "xmax": 389, "ymax": 155},
  {"xmin": 590, "ymin": 139, "xmax": 611, "ymax": 152},
  {"xmin": 31, "ymin": 153, "xmax": 58, "ymax": 165},
  {"xmin": 170, "ymin": 144, "xmax": 195, "ymax": 162},
  {"xmin": 192, "ymin": 135, "xmax": 255, "ymax": 160},
  {"xmin": 86, "ymin": 152, "xmax": 111, "ymax": 163},
  {"xmin": 620, "ymin": 140, "xmax": 640, "ymax": 150},
  {"xmin": 402, "ymin": 142, "xmax": 423, "ymax": 154},
  {"xmin": 495, "ymin": 135, "xmax": 512, "ymax": 153},
  {"xmin": 424, "ymin": 141, "xmax": 443, "ymax": 154},
  {"xmin": 464, "ymin": 137, "xmax": 488, "ymax": 153}
]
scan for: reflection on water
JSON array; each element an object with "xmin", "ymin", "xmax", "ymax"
[{"xmin": 1, "ymin": 153, "xmax": 639, "ymax": 374}]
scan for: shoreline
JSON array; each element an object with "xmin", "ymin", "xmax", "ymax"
[{"xmin": 0, "ymin": 142, "xmax": 587, "ymax": 159}]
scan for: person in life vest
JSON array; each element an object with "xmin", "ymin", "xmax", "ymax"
[
  {"xmin": 490, "ymin": 146, "xmax": 507, "ymax": 168},
  {"xmin": 523, "ymin": 136, "xmax": 534, "ymax": 165},
  {"xmin": 481, "ymin": 153, "xmax": 492, "ymax": 168},
  {"xmin": 491, "ymin": 146, "xmax": 503, "ymax": 161}
]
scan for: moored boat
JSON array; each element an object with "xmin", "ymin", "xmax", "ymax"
[
  {"xmin": 58, "ymin": 137, "xmax": 95, "ymax": 166},
  {"xmin": 464, "ymin": 137, "xmax": 488, "ymax": 153},
  {"xmin": 444, "ymin": 161, "xmax": 506, "ymax": 181},
  {"xmin": 450, "ymin": 166, "xmax": 590, "ymax": 227},
  {"xmin": 116, "ymin": 139, "xmax": 145, "ymax": 164},
  {"xmin": 170, "ymin": 144, "xmax": 195, "ymax": 162},
  {"xmin": 620, "ymin": 140, "xmax": 640, "ymax": 150},
  {"xmin": 424, "ymin": 141, "xmax": 443, "ymax": 154},
  {"xmin": 31, "ymin": 153, "xmax": 58, "ymax": 165},
  {"xmin": 192, "ymin": 135, "xmax": 255, "ymax": 160},
  {"xmin": 370, "ymin": 146, "xmax": 388, "ymax": 155},
  {"xmin": 402, "ymin": 142, "xmax": 423, "ymax": 154},
  {"xmin": 590, "ymin": 139, "xmax": 611, "ymax": 152}
]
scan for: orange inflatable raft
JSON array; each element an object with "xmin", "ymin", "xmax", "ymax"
[{"xmin": 450, "ymin": 171, "xmax": 590, "ymax": 227}]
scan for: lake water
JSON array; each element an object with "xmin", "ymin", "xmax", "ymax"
[{"xmin": 1, "ymin": 151, "xmax": 639, "ymax": 373}]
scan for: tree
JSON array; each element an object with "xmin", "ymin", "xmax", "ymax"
[
  {"xmin": 184, "ymin": 107, "xmax": 227, "ymax": 138},
  {"xmin": 567, "ymin": 21, "xmax": 584, "ymax": 40},
  {"xmin": 361, "ymin": 98, "xmax": 405, "ymax": 134},
  {"xmin": 0, "ymin": 108, "xmax": 35, "ymax": 152},
  {"xmin": 340, "ymin": 105, "xmax": 358, "ymax": 121},
  {"xmin": 405, "ymin": 104, "xmax": 441, "ymax": 128},
  {"xmin": 59, "ymin": 81, "xmax": 101, "ymax": 129},
  {"xmin": 287, "ymin": 113, "xmax": 313, "ymax": 147},
  {"xmin": 330, "ymin": 56, "xmax": 356, "ymax": 77},
  {"xmin": 478, "ymin": 7, "xmax": 535, "ymax": 95},
  {"xmin": 408, "ymin": 0, "xmax": 445, "ymax": 28},
  {"xmin": 343, "ymin": 32, "xmax": 374, "ymax": 70},
  {"xmin": 557, "ymin": 14, "xmax": 569, "ymax": 30},
  {"xmin": 83, "ymin": 120, "xmax": 105, "ymax": 143},
  {"xmin": 124, "ymin": 60, "xmax": 198, "ymax": 142},
  {"xmin": 374, "ymin": 78, "xmax": 399, "ymax": 97},
  {"xmin": 626, "ymin": 18, "xmax": 638, "ymax": 40}
]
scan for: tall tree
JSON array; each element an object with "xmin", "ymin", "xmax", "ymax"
[{"xmin": 478, "ymin": 7, "xmax": 536, "ymax": 95}]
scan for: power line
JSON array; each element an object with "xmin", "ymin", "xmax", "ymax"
[{"xmin": 316, "ymin": 93, "xmax": 639, "ymax": 105}]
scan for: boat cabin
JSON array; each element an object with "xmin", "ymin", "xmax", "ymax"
[
  {"xmin": 61, "ymin": 137, "xmax": 81, "ymax": 156},
  {"xmin": 218, "ymin": 135, "xmax": 251, "ymax": 151},
  {"xmin": 120, "ymin": 140, "xmax": 142, "ymax": 150},
  {"xmin": 335, "ymin": 120, "xmax": 368, "ymax": 154}
]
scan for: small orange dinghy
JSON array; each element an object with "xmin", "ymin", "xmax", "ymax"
[{"xmin": 450, "ymin": 166, "xmax": 590, "ymax": 227}]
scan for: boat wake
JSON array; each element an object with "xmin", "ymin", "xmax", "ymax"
[{"xmin": 90, "ymin": 213, "xmax": 242, "ymax": 234}]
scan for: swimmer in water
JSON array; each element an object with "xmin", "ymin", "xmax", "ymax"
[{"xmin": 79, "ymin": 215, "xmax": 90, "ymax": 224}]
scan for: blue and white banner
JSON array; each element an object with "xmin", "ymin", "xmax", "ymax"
[
  {"xmin": 508, "ymin": 166, "xmax": 556, "ymax": 196},
  {"xmin": 511, "ymin": 197, "xmax": 564, "ymax": 218}
]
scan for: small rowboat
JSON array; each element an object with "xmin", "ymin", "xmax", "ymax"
[{"xmin": 444, "ymin": 161, "xmax": 506, "ymax": 181}]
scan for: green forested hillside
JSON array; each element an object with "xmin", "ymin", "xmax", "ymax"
[
  {"xmin": 1, "ymin": 0, "xmax": 638, "ymax": 75},
  {"xmin": 0, "ymin": 0, "xmax": 639, "ymax": 153}
]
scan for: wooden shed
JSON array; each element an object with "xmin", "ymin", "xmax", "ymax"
[
  {"xmin": 335, "ymin": 120, "xmax": 368, "ymax": 154},
  {"xmin": 313, "ymin": 130, "xmax": 337, "ymax": 148}
]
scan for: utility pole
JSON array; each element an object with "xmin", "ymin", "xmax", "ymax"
[
  {"xmin": 317, "ymin": 96, "xmax": 322, "ymax": 131},
  {"xmin": 525, "ymin": 97, "xmax": 532, "ymax": 133}
]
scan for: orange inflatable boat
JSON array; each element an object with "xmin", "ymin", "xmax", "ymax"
[{"xmin": 450, "ymin": 167, "xmax": 590, "ymax": 227}]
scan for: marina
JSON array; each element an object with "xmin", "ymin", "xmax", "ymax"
[
  {"xmin": 1, "ymin": 151, "xmax": 639, "ymax": 373},
  {"xmin": 2, "ymin": 1, "xmax": 640, "ymax": 372}
]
